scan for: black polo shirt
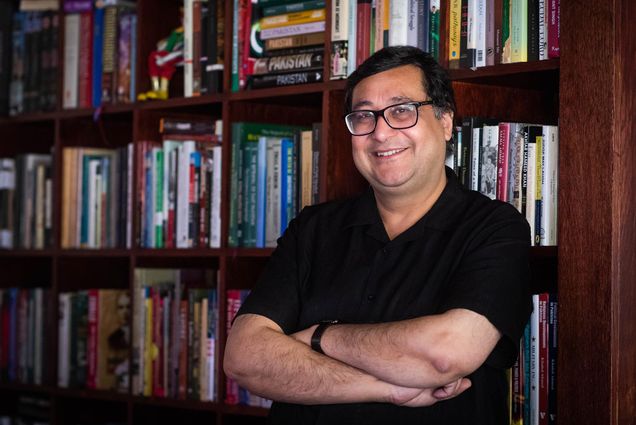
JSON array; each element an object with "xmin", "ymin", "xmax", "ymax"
[{"xmin": 237, "ymin": 167, "xmax": 532, "ymax": 425}]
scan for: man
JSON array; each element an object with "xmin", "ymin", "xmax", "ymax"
[{"xmin": 224, "ymin": 46, "xmax": 532, "ymax": 424}]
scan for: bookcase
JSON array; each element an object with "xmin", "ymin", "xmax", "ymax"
[{"xmin": 1, "ymin": 0, "xmax": 635, "ymax": 424}]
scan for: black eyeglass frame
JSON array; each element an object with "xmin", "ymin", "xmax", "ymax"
[{"xmin": 343, "ymin": 100, "xmax": 436, "ymax": 136}]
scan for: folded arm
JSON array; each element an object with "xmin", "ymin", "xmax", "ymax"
[
  {"xmin": 224, "ymin": 313, "xmax": 471, "ymax": 406},
  {"xmin": 294, "ymin": 308, "xmax": 501, "ymax": 389}
]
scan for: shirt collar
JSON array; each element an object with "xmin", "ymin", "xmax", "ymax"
[{"xmin": 343, "ymin": 167, "xmax": 466, "ymax": 241}]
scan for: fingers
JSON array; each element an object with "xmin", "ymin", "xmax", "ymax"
[{"xmin": 432, "ymin": 378, "xmax": 472, "ymax": 400}]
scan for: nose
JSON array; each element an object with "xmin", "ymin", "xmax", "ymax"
[{"xmin": 372, "ymin": 114, "xmax": 398, "ymax": 142}]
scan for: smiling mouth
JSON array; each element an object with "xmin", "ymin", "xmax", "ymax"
[{"xmin": 375, "ymin": 148, "xmax": 407, "ymax": 157}]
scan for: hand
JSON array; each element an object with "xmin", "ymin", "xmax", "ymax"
[
  {"xmin": 290, "ymin": 325, "xmax": 318, "ymax": 347},
  {"xmin": 388, "ymin": 377, "xmax": 472, "ymax": 407}
]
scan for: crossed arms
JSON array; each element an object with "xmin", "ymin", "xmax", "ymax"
[{"xmin": 223, "ymin": 308, "xmax": 501, "ymax": 407}]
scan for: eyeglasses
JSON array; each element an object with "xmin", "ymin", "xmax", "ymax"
[{"xmin": 344, "ymin": 100, "xmax": 435, "ymax": 136}]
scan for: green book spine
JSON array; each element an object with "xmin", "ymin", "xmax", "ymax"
[
  {"xmin": 262, "ymin": 0, "xmax": 326, "ymax": 16},
  {"xmin": 228, "ymin": 123, "xmax": 242, "ymax": 246},
  {"xmin": 429, "ymin": 0, "xmax": 440, "ymax": 61}
]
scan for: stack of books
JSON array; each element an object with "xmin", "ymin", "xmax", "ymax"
[{"xmin": 232, "ymin": 0, "xmax": 326, "ymax": 91}]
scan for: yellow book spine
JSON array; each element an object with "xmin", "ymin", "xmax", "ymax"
[
  {"xmin": 260, "ymin": 8, "xmax": 326, "ymax": 30},
  {"xmin": 448, "ymin": 0, "xmax": 461, "ymax": 66}
]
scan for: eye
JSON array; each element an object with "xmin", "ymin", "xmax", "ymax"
[
  {"xmin": 351, "ymin": 111, "xmax": 375, "ymax": 121},
  {"xmin": 389, "ymin": 104, "xmax": 416, "ymax": 121}
]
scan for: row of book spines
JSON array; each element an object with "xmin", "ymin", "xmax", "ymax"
[
  {"xmin": 228, "ymin": 122, "xmax": 321, "ymax": 248},
  {"xmin": 453, "ymin": 120, "xmax": 558, "ymax": 246},
  {"xmin": 448, "ymin": 0, "xmax": 560, "ymax": 70},
  {"xmin": 0, "ymin": 154, "xmax": 53, "ymax": 250},
  {"xmin": 136, "ymin": 138, "xmax": 223, "ymax": 250},
  {"xmin": 132, "ymin": 285, "xmax": 218, "ymax": 401},
  {"xmin": 225, "ymin": 289, "xmax": 272, "ymax": 408},
  {"xmin": 60, "ymin": 146, "xmax": 132, "ymax": 249},
  {"xmin": 183, "ymin": 0, "xmax": 225, "ymax": 98},
  {"xmin": 63, "ymin": 2, "xmax": 137, "ymax": 109},
  {"xmin": 0, "ymin": 288, "xmax": 51, "ymax": 386},
  {"xmin": 6, "ymin": 10, "xmax": 59, "ymax": 116},
  {"xmin": 331, "ymin": 0, "xmax": 442, "ymax": 80},
  {"xmin": 509, "ymin": 292, "xmax": 557, "ymax": 425},
  {"xmin": 57, "ymin": 289, "xmax": 129, "ymax": 391}
]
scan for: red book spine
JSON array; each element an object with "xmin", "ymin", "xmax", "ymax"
[
  {"xmin": 86, "ymin": 289, "xmax": 98, "ymax": 389},
  {"xmin": 356, "ymin": 0, "xmax": 372, "ymax": 66},
  {"xmin": 224, "ymin": 290, "xmax": 241, "ymax": 405},
  {"xmin": 496, "ymin": 123, "xmax": 510, "ymax": 202},
  {"xmin": 78, "ymin": 11, "xmax": 93, "ymax": 108},
  {"xmin": 547, "ymin": 0, "xmax": 559, "ymax": 57},
  {"xmin": 238, "ymin": 0, "xmax": 251, "ymax": 89}
]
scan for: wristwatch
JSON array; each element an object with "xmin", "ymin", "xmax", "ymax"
[{"xmin": 311, "ymin": 320, "xmax": 339, "ymax": 355}]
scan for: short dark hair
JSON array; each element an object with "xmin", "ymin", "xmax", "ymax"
[{"xmin": 344, "ymin": 46, "xmax": 456, "ymax": 119}]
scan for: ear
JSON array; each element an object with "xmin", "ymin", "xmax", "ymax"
[{"xmin": 440, "ymin": 111, "xmax": 454, "ymax": 142}]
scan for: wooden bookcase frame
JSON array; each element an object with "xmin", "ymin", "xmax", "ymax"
[{"xmin": 1, "ymin": 0, "xmax": 635, "ymax": 424}]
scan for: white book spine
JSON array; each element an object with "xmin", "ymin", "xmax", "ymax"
[
  {"xmin": 389, "ymin": 0, "xmax": 409, "ymax": 46},
  {"xmin": 260, "ymin": 21, "xmax": 326, "ymax": 40},
  {"xmin": 347, "ymin": 0, "xmax": 357, "ymax": 75},
  {"xmin": 476, "ymin": 0, "xmax": 486, "ymax": 67},
  {"xmin": 406, "ymin": 0, "xmax": 418, "ymax": 47},
  {"xmin": 538, "ymin": 0, "xmax": 548, "ymax": 60},
  {"xmin": 467, "ymin": 0, "xmax": 478, "ymax": 48},
  {"xmin": 265, "ymin": 138, "xmax": 283, "ymax": 247},
  {"xmin": 331, "ymin": 0, "xmax": 349, "ymax": 40},
  {"xmin": 471, "ymin": 128, "xmax": 480, "ymax": 191},
  {"xmin": 210, "ymin": 145, "xmax": 222, "ymax": 248},
  {"xmin": 542, "ymin": 125, "xmax": 558, "ymax": 245},
  {"xmin": 183, "ymin": 0, "xmax": 194, "ymax": 97}
]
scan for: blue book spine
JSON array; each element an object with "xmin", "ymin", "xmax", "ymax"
[
  {"xmin": 256, "ymin": 137, "xmax": 267, "ymax": 248},
  {"xmin": 92, "ymin": 7, "xmax": 104, "ymax": 108},
  {"xmin": 523, "ymin": 321, "xmax": 531, "ymax": 425},
  {"xmin": 281, "ymin": 137, "xmax": 294, "ymax": 234}
]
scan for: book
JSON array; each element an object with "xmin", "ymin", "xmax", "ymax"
[
  {"xmin": 260, "ymin": 8, "xmax": 325, "ymax": 29},
  {"xmin": 259, "ymin": 20, "xmax": 325, "ymax": 39},
  {"xmin": 263, "ymin": 0, "xmax": 325, "ymax": 15},
  {"xmin": 252, "ymin": 51, "xmax": 323, "ymax": 75},
  {"xmin": 248, "ymin": 69, "xmax": 323, "ymax": 89},
  {"xmin": 330, "ymin": 0, "xmax": 349, "ymax": 79}
]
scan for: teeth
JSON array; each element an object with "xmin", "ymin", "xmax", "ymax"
[{"xmin": 376, "ymin": 148, "xmax": 405, "ymax": 157}]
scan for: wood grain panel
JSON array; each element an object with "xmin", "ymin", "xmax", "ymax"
[
  {"xmin": 613, "ymin": 0, "xmax": 636, "ymax": 422},
  {"xmin": 558, "ymin": 1, "xmax": 615, "ymax": 424}
]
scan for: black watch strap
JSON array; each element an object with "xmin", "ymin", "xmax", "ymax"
[{"xmin": 311, "ymin": 320, "xmax": 339, "ymax": 354}]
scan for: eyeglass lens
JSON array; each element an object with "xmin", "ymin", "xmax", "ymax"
[{"xmin": 346, "ymin": 103, "xmax": 418, "ymax": 135}]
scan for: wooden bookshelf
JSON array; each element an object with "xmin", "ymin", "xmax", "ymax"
[{"xmin": 1, "ymin": 0, "xmax": 635, "ymax": 424}]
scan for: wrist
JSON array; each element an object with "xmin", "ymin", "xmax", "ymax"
[{"xmin": 311, "ymin": 320, "xmax": 339, "ymax": 355}]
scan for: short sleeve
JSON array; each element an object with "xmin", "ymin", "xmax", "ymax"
[
  {"xmin": 439, "ymin": 205, "xmax": 533, "ymax": 369},
  {"xmin": 234, "ymin": 213, "xmax": 305, "ymax": 335}
]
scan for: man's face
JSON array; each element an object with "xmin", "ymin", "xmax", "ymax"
[{"xmin": 350, "ymin": 65, "xmax": 453, "ymax": 197}]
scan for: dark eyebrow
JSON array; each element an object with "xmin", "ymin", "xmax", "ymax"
[{"xmin": 351, "ymin": 96, "xmax": 416, "ymax": 111}]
